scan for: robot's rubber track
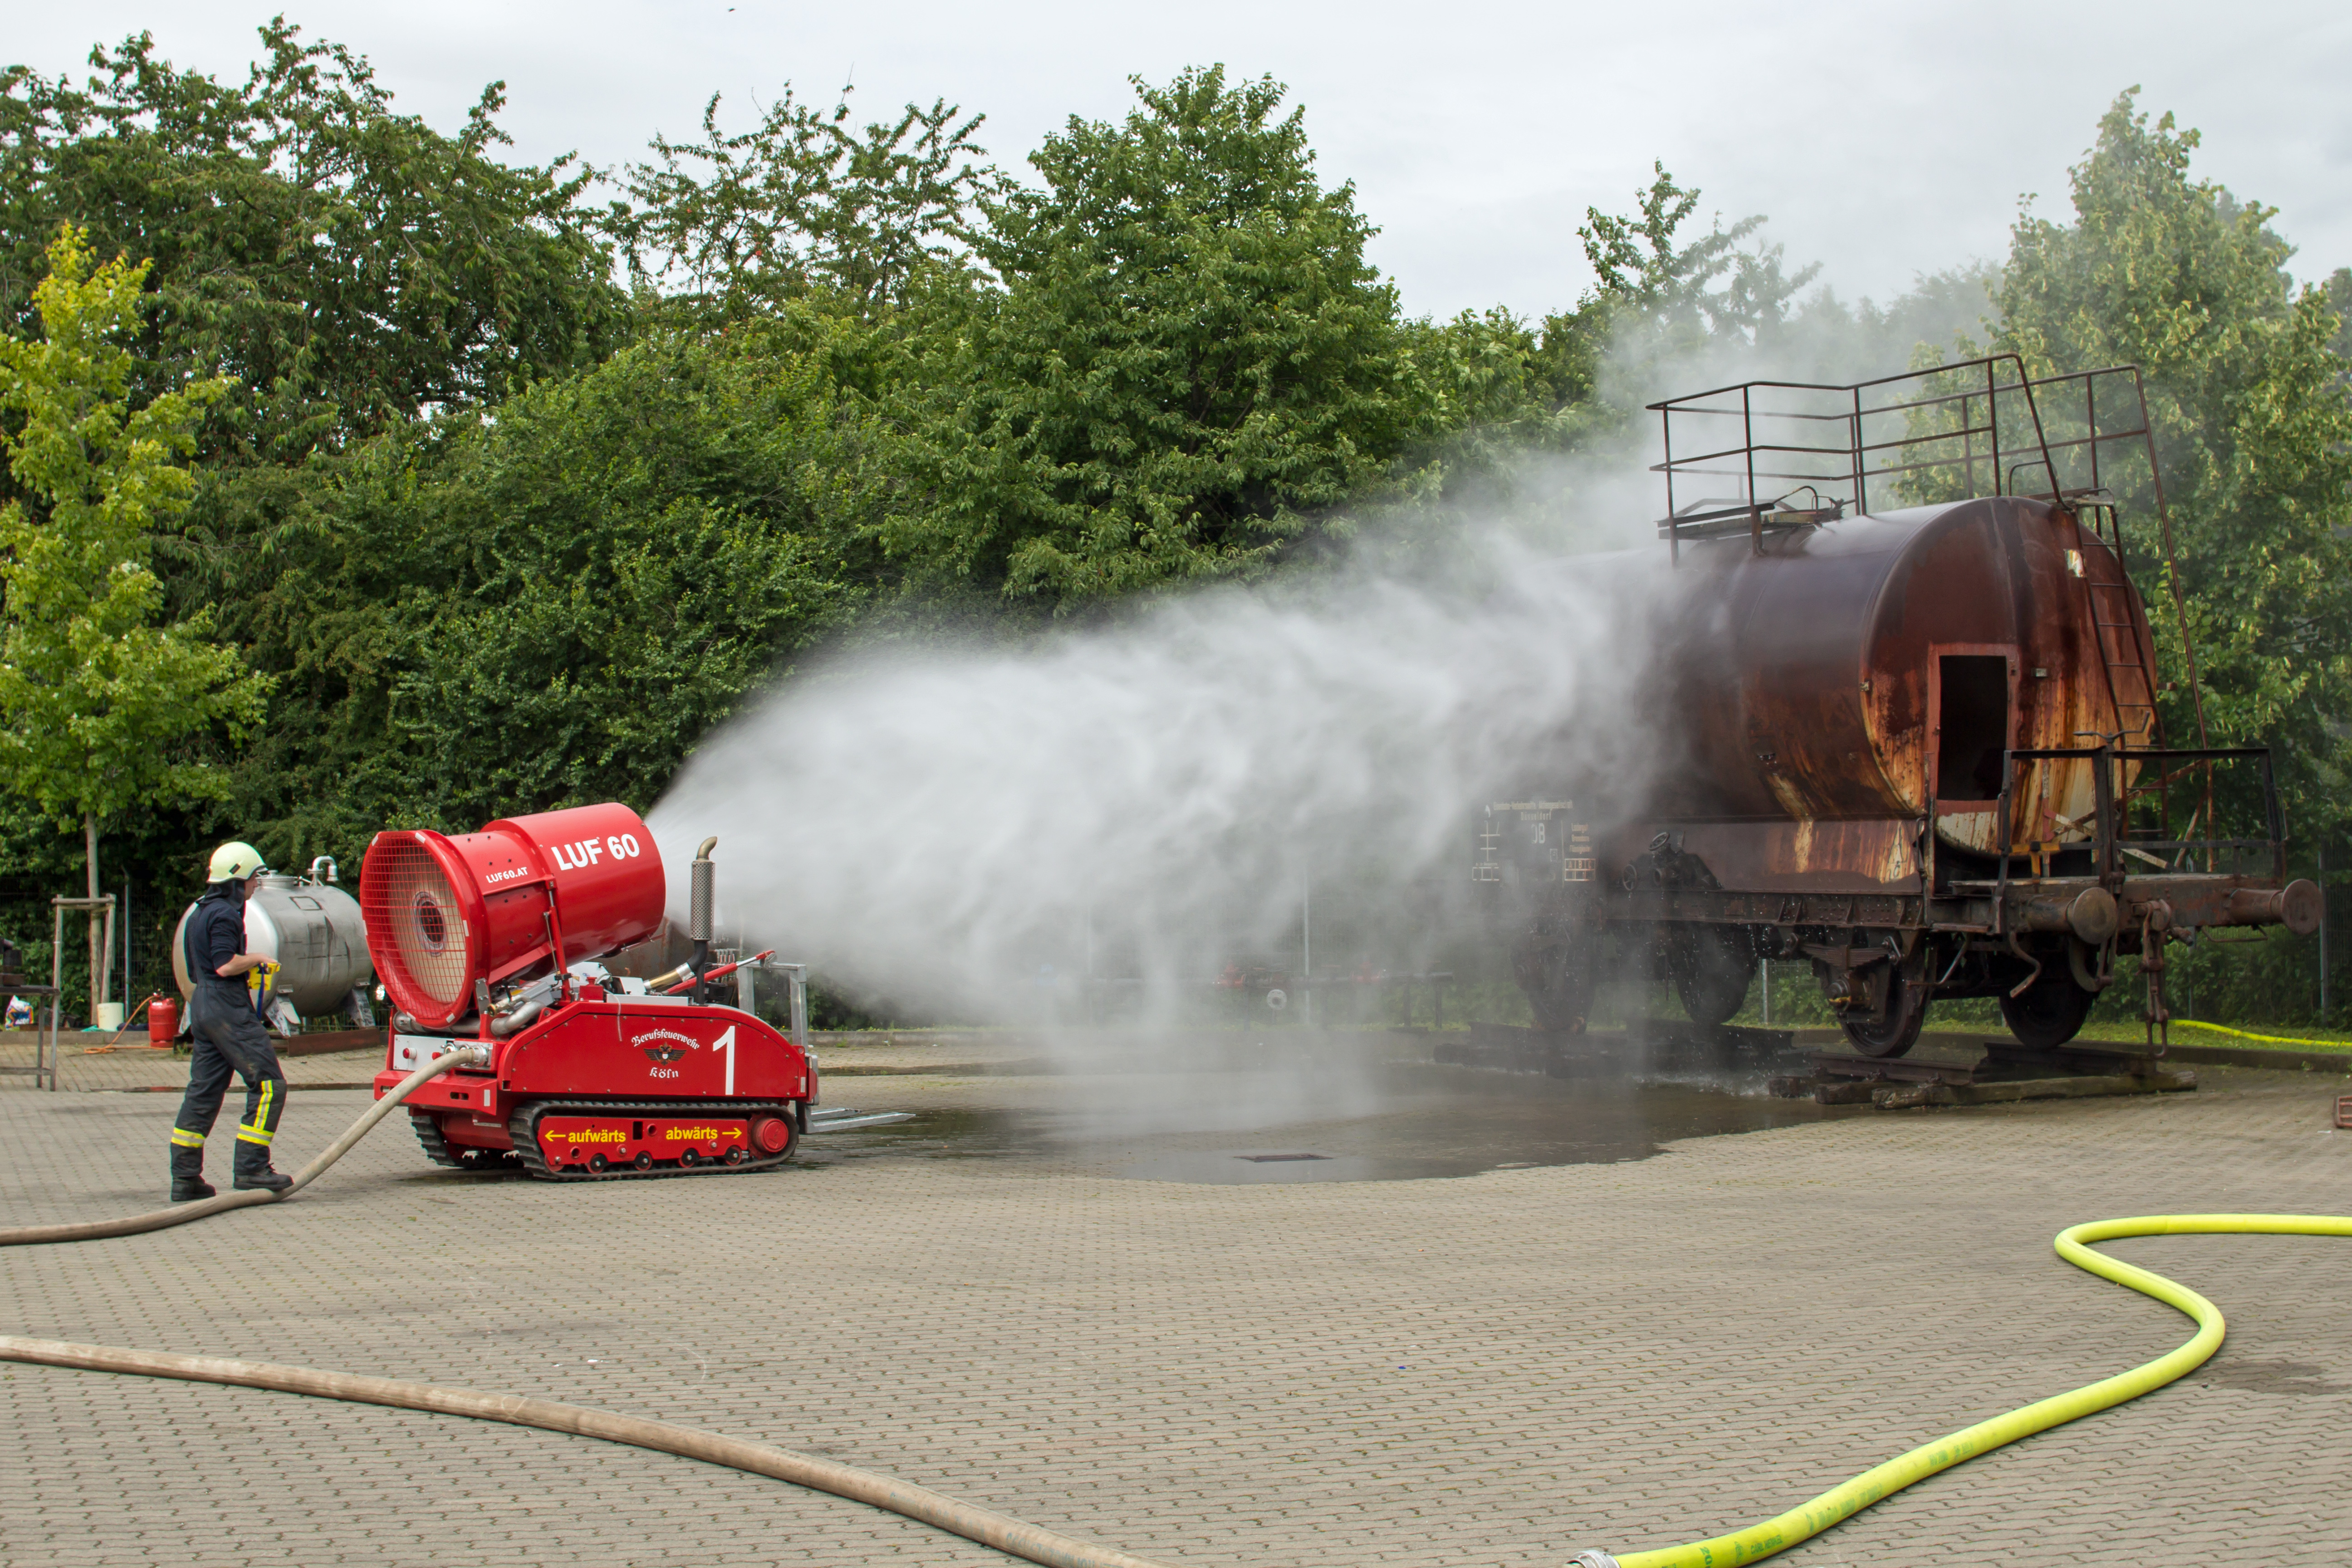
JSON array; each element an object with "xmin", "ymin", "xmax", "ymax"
[{"xmin": 506, "ymin": 1098, "xmax": 798, "ymax": 1181}]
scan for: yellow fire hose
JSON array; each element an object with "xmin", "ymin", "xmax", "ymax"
[
  {"xmin": 1, "ymin": 1059, "xmax": 2344, "ymax": 1567},
  {"xmin": 2171, "ymin": 1017, "xmax": 2352, "ymax": 1051},
  {"xmin": 1572, "ymin": 1213, "xmax": 2352, "ymax": 1568}
]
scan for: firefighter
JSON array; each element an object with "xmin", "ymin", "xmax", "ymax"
[{"xmin": 168, "ymin": 842, "xmax": 292, "ymax": 1200}]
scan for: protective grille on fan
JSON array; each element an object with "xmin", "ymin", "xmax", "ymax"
[{"xmin": 362, "ymin": 838, "xmax": 468, "ymax": 1007}]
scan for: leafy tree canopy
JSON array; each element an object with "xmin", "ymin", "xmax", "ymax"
[
  {"xmin": 606, "ymin": 84, "xmax": 992, "ymax": 324},
  {"xmin": 201, "ymin": 318, "xmax": 880, "ymax": 857},
  {"xmin": 1578, "ymin": 161, "xmax": 1822, "ymax": 352},
  {"xmin": 883, "ymin": 66, "xmax": 1441, "ymax": 611},
  {"xmin": 0, "ymin": 20, "xmax": 626, "ymax": 465},
  {"xmin": 0, "ymin": 225, "xmax": 267, "ymax": 868},
  {"xmin": 1993, "ymin": 92, "xmax": 2352, "ymax": 799}
]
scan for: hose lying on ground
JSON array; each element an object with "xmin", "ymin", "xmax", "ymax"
[
  {"xmin": 0, "ymin": 1333, "xmax": 1169, "ymax": 1568},
  {"xmin": 1570, "ymin": 1213, "xmax": 2352, "ymax": 1568},
  {"xmin": 0, "ymin": 1045, "xmax": 490, "ymax": 1247},
  {"xmin": 2171, "ymin": 1018, "xmax": 2352, "ymax": 1051},
  {"xmin": 0, "ymin": 1065, "xmax": 2342, "ymax": 1568},
  {"xmin": 0, "ymin": 1043, "xmax": 1171, "ymax": 1568}
]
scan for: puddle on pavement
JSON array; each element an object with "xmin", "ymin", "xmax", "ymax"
[{"xmin": 806, "ymin": 1058, "xmax": 1864, "ymax": 1183}]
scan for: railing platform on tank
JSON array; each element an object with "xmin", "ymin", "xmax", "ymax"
[
  {"xmin": 1649, "ymin": 353, "xmax": 2214, "ymax": 757},
  {"xmin": 1648, "ymin": 355, "xmax": 2168, "ymax": 558}
]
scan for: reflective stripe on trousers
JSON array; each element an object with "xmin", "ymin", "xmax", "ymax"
[
  {"xmin": 237, "ymin": 1077, "xmax": 277, "ymax": 1145},
  {"xmin": 172, "ymin": 987, "xmax": 285, "ymax": 1157}
]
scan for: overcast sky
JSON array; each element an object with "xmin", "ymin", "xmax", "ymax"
[{"xmin": 10, "ymin": 1, "xmax": 2350, "ymax": 323}]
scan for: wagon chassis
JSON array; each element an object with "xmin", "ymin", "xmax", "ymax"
[{"xmin": 1543, "ymin": 741, "xmax": 2306, "ymax": 1056}]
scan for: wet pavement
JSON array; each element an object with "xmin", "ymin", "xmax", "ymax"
[
  {"xmin": 5, "ymin": 1031, "xmax": 2346, "ymax": 1567},
  {"xmin": 803, "ymin": 1049, "xmax": 1869, "ymax": 1183}
]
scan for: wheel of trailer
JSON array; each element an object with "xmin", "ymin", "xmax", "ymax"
[
  {"xmin": 1668, "ymin": 924, "xmax": 1756, "ymax": 1029},
  {"xmin": 1838, "ymin": 980, "xmax": 1926, "ymax": 1058},
  {"xmin": 2001, "ymin": 975, "xmax": 2096, "ymax": 1050},
  {"xmin": 1512, "ymin": 918, "xmax": 1598, "ymax": 1034}
]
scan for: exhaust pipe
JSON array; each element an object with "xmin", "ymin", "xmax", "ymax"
[{"xmin": 689, "ymin": 836, "xmax": 717, "ymax": 1004}]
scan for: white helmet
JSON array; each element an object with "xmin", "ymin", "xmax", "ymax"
[{"xmin": 206, "ymin": 841, "xmax": 269, "ymax": 883}]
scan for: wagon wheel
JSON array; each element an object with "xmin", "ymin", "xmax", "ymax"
[
  {"xmin": 1512, "ymin": 918, "xmax": 1598, "ymax": 1035},
  {"xmin": 2000, "ymin": 975, "xmax": 2096, "ymax": 1051},
  {"xmin": 1838, "ymin": 973, "xmax": 1927, "ymax": 1058},
  {"xmin": 1668, "ymin": 925, "xmax": 1757, "ymax": 1029}
]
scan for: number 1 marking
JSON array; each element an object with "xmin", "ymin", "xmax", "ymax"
[{"xmin": 714, "ymin": 1025, "xmax": 737, "ymax": 1096}]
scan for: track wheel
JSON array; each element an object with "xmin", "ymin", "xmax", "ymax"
[
  {"xmin": 1512, "ymin": 917, "xmax": 1598, "ymax": 1034},
  {"xmin": 2001, "ymin": 975, "xmax": 2096, "ymax": 1050},
  {"xmin": 1840, "ymin": 1001, "xmax": 1925, "ymax": 1058},
  {"xmin": 410, "ymin": 1112, "xmax": 465, "ymax": 1169},
  {"xmin": 1669, "ymin": 925, "xmax": 1757, "ymax": 1028},
  {"xmin": 1838, "ymin": 972, "xmax": 1927, "ymax": 1058},
  {"xmin": 752, "ymin": 1112, "xmax": 797, "ymax": 1161}
]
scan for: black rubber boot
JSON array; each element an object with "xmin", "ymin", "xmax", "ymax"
[
  {"xmin": 232, "ymin": 1146, "xmax": 292, "ymax": 1193},
  {"xmin": 170, "ymin": 1144, "xmax": 215, "ymax": 1203}
]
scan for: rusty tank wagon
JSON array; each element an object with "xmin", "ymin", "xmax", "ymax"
[{"xmin": 1485, "ymin": 356, "xmax": 2320, "ymax": 1055}]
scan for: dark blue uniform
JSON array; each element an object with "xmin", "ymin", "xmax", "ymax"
[{"xmin": 170, "ymin": 885, "xmax": 287, "ymax": 1184}]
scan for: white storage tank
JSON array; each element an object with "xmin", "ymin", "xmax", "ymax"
[{"xmin": 173, "ymin": 858, "xmax": 375, "ymax": 1026}]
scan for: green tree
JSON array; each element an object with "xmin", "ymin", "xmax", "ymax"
[
  {"xmin": 606, "ymin": 83, "xmax": 993, "ymax": 324},
  {"xmin": 207, "ymin": 316, "xmax": 879, "ymax": 852},
  {"xmin": 887, "ymin": 66, "xmax": 1437, "ymax": 611},
  {"xmin": 1995, "ymin": 93, "xmax": 2352, "ymax": 788},
  {"xmin": 0, "ymin": 22, "xmax": 626, "ymax": 467},
  {"xmin": 1348, "ymin": 164, "xmax": 1846, "ymax": 571},
  {"xmin": 1577, "ymin": 162, "xmax": 1820, "ymax": 354},
  {"xmin": 0, "ymin": 227, "xmax": 268, "ymax": 1018},
  {"xmin": 1992, "ymin": 92, "xmax": 2352, "ymax": 1022}
]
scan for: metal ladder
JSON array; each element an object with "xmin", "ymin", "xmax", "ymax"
[
  {"xmin": 2085, "ymin": 573, "xmax": 2161, "ymax": 750},
  {"xmin": 2069, "ymin": 502, "xmax": 2181, "ymax": 850}
]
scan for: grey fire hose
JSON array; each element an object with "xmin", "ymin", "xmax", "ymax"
[
  {"xmin": 0, "ymin": 1047, "xmax": 490, "ymax": 1246},
  {"xmin": 0, "ymin": 1050, "xmax": 1173, "ymax": 1568}
]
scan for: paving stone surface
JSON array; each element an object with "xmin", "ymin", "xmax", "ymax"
[
  {"xmin": 1, "ymin": 1027, "xmax": 1054, "ymax": 1093},
  {"xmin": 1, "ymin": 1039, "xmax": 385, "ymax": 1094},
  {"xmin": 1, "ymin": 1055, "xmax": 2348, "ymax": 1568}
]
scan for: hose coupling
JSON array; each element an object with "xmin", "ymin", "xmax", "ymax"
[{"xmin": 1568, "ymin": 1553, "xmax": 1621, "ymax": 1568}]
